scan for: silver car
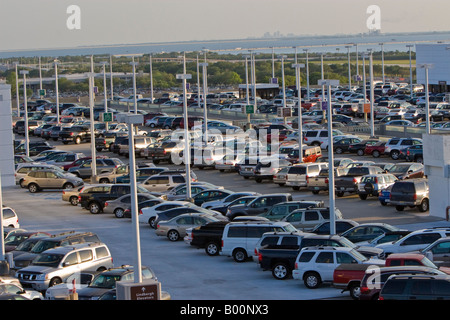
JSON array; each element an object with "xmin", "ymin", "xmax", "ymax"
[
  {"xmin": 103, "ymin": 193, "xmax": 160, "ymax": 218},
  {"xmin": 155, "ymin": 212, "xmax": 221, "ymax": 241},
  {"xmin": 23, "ymin": 169, "xmax": 84, "ymax": 193}
]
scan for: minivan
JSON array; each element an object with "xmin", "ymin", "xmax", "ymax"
[
  {"xmin": 379, "ymin": 274, "xmax": 450, "ymax": 300},
  {"xmin": 259, "ymin": 200, "xmax": 325, "ymax": 221},
  {"xmin": 389, "ymin": 178, "xmax": 429, "ymax": 212},
  {"xmin": 285, "ymin": 163, "xmax": 328, "ymax": 190},
  {"xmin": 220, "ymin": 221, "xmax": 297, "ymax": 262}
]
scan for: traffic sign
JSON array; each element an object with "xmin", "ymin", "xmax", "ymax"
[
  {"xmin": 38, "ymin": 89, "xmax": 46, "ymax": 96},
  {"xmin": 245, "ymin": 105, "xmax": 254, "ymax": 114},
  {"xmin": 101, "ymin": 112, "xmax": 113, "ymax": 122}
]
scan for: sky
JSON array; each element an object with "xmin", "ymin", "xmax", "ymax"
[{"xmin": 1, "ymin": 0, "xmax": 450, "ymax": 51}]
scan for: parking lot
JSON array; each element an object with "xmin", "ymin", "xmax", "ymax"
[{"xmin": 7, "ymin": 130, "xmax": 448, "ymax": 300}]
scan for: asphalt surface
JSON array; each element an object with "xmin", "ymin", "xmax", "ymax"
[{"xmin": 6, "ymin": 131, "xmax": 450, "ymax": 301}]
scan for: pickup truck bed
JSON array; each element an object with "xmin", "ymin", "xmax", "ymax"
[
  {"xmin": 190, "ymin": 221, "xmax": 229, "ymax": 256},
  {"xmin": 258, "ymin": 244, "xmax": 301, "ymax": 280},
  {"xmin": 334, "ymin": 166, "xmax": 381, "ymax": 197}
]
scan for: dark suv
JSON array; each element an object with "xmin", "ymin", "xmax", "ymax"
[
  {"xmin": 389, "ymin": 178, "xmax": 429, "ymax": 212},
  {"xmin": 11, "ymin": 231, "xmax": 101, "ymax": 270},
  {"xmin": 59, "ymin": 125, "xmax": 91, "ymax": 145},
  {"xmin": 379, "ymin": 274, "xmax": 450, "ymax": 300}
]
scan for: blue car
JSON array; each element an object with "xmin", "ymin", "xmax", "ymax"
[{"xmin": 378, "ymin": 185, "xmax": 392, "ymax": 206}]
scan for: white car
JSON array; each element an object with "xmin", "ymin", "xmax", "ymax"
[
  {"xmin": 139, "ymin": 201, "xmax": 195, "ymax": 228},
  {"xmin": 0, "ymin": 283, "xmax": 43, "ymax": 300},
  {"xmin": 45, "ymin": 272, "xmax": 96, "ymax": 300},
  {"xmin": 292, "ymin": 246, "xmax": 385, "ymax": 289},
  {"xmin": 376, "ymin": 228, "xmax": 450, "ymax": 257},
  {"xmin": 3, "ymin": 207, "xmax": 19, "ymax": 228},
  {"xmin": 201, "ymin": 192, "xmax": 259, "ymax": 209}
]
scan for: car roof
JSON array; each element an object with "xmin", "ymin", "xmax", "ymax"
[{"xmin": 40, "ymin": 242, "xmax": 106, "ymax": 254}]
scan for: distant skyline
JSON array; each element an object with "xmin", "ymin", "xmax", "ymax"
[{"xmin": 2, "ymin": 0, "xmax": 450, "ymax": 51}]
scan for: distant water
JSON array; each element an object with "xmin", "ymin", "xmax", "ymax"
[{"xmin": 2, "ymin": 32, "xmax": 450, "ymax": 59}]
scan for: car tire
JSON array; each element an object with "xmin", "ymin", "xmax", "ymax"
[
  {"xmin": 380, "ymin": 200, "xmax": 387, "ymax": 206},
  {"xmin": 75, "ymin": 137, "xmax": 81, "ymax": 144},
  {"xmin": 390, "ymin": 150, "xmax": 400, "ymax": 160},
  {"xmin": 336, "ymin": 191, "xmax": 345, "ymax": 197},
  {"xmin": 114, "ymin": 208, "xmax": 125, "ymax": 218},
  {"xmin": 372, "ymin": 150, "xmax": 380, "ymax": 158},
  {"xmin": 205, "ymin": 242, "xmax": 220, "ymax": 256},
  {"xmin": 395, "ymin": 205, "xmax": 405, "ymax": 211},
  {"xmin": 335, "ymin": 147, "xmax": 343, "ymax": 154},
  {"xmin": 99, "ymin": 178, "xmax": 110, "ymax": 184},
  {"xmin": 416, "ymin": 156, "xmax": 423, "ymax": 164},
  {"xmin": 418, "ymin": 199, "xmax": 429, "ymax": 212},
  {"xmin": 357, "ymin": 149, "xmax": 365, "ymax": 156},
  {"xmin": 148, "ymin": 217, "xmax": 156, "ymax": 229},
  {"xmin": 89, "ymin": 202, "xmax": 102, "ymax": 214},
  {"xmin": 359, "ymin": 194, "xmax": 368, "ymax": 200},
  {"xmin": 304, "ymin": 272, "xmax": 321, "ymax": 289},
  {"xmin": 70, "ymin": 196, "xmax": 79, "ymax": 206},
  {"xmin": 272, "ymin": 262, "xmax": 290, "ymax": 280},
  {"xmin": 49, "ymin": 277, "xmax": 62, "ymax": 287},
  {"xmin": 349, "ymin": 284, "xmax": 361, "ymax": 300},
  {"xmin": 167, "ymin": 230, "xmax": 180, "ymax": 241},
  {"xmin": 28, "ymin": 183, "xmax": 39, "ymax": 193},
  {"xmin": 63, "ymin": 183, "xmax": 74, "ymax": 190},
  {"xmin": 255, "ymin": 178, "xmax": 262, "ymax": 183},
  {"xmin": 292, "ymin": 186, "xmax": 300, "ymax": 191},
  {"xmin": 232, "ymin": 248, "xmax": 247, "ymax": 263}
]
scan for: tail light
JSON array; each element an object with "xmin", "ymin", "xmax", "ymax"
[
  {"xmin": 374, "ymin": 177, "xmax": 378, "ymax": 184},
  {"xmin": 413, "ymin": 193, "xmax": 417, "ymax": 201},
  {"xmin": 156, "ymin": 224, "xmax": 160, "ymax": 229},
  {"xmin": 306, "ymin": 175, "xmax": 309, "ymax": 183},
  {"xmin": 78, "ymin": 196, "xmax": 81, "ymax": 201},
  {"xmin": 104, "ymin": 202, "xmax": 108, "ymax": 207},
  {"xmin": 254, "ymin": 248, "xmax": 258, "ymax": 256},
  {"xmin": 325, "ymin": 178, "xmax": 329, "ymax": 184},
  {"xmin": 360, "ymin": 286, "xmax": 370, "ymax": 294},
  {"xmin": 258, "ymin": 253, "xmax": 262, "ymax": 263},
  {"xmin": 407, "ymin": 150, "xmax": 410, "ymax": 155},
  {"xmin": 378, "ymin": 295, "xmax": 384, "ymax": 300},
  {"xmin": 353, "ymin": 178, "xmax": 358, "ymax": 183},
  {"xmin": 221, "ymin": 240, "xmax": 224, "ymax": 248},
  {"xmin": 295, "ymin": 262, "xmax": 298, "ymax": 269}
]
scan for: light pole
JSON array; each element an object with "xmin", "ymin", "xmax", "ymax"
[
  {"xmin": 318, "ymin": 79, "xmax": 340, "ymax": 235},
  {"xmin": 354, "ymin": 43, "xmax": 359, "ymax": 82},
  {"xmin": 116, "ymin": 112, "xmax": 144, "ymax": 284},
  {"xmin": 251, "ymin": 51, "xmax": 257, "ymax": 119},
  {"xmin": 87, "ymin": 72, "xmax": 97, "ymax": 180},
  {"xmin": 303, "ymin": 49, "xmax": 310, "ymax": 100},
  {"xmin": 271, "ymin": 47, "xmax": 275, "ymax": 79},
  {"xmin": 110, "ymin": 55, "xmax": 114, "ymax": 100},
  {"xmin": 20, "ymin": 70, "xmax": 30, "ymax": 158},
  {"xmin": 38, "ymin": 57, "xmax": 43, "ymax": 93},
  {"xmin": 380, "ymin": 43, "xmax": 385, "ymax": 84},
  {"xmin": 199, "ymin": 61, "xmax": 209, "ymax": 143},
  {"xmin": 100, "ymin": 61, "xmax": 109, "ymax": 131},
  {"xmin": 131, "ymin": 57, "xmax": 138, "ymax": 114},
  {"xmin": 345, "ymin": 45, "xmax": 352, "ymax": 91},
  {"xmin": 196, "ymin": 54, "xmax": 201, "ymax": 109},
  {"xmin": 321, "ymin": 53, "xmax": 325, "ymax": 102},
  {"xmin": 362, "ymin": 53, "xmax": 368, "ymax": 122},
  {"xmin": 407, "ymin": 44, "xmax": 414, "ymax": 99},
  {"xmin": 54, "ymin": 59, "xmax": 60, "ymax": 124},
  {"xmin": 292, "ymin": 63, "xmax": 305, "ymax": 162},
  {"xmin": 14, "ymin": 62, "xmax": 19, "ymax": 117},
  {"xmin": 419, "ymin": 64, "xmax": 433, "ymax": 135},
  {"xmin": 149, "ymin": 54, "xmax": 154, "ymax": 103},
  {"xmin": 368, "ymin": 49, "xmax": 375, "ymax": 137},
  {"xmin": 176, "ymin": 53, "xmax": 192, "ymax": 199}
]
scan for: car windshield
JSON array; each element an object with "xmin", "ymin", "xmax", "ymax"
[
  {"xmin": 420, "ymin": 257, "xmax": 438, "ymax": 268},
  {"xmin": 281, "ymin": 224, "xmax": 297, "ymax": 233},
  {"xmin": 389, "ymin": 164, "xmax": 410, "ymax": 173},
  {"xmin": 30, "ymin": 240, "xmax": 59, "ymax": 253},
  {"xmin": 31, "ymin": 253, "xmax": 64, "ymax": 267},
  {"xmin": 15, "ymin": 240, "xmax": 37, "ymax": 252},
  {"xmin": 338, "ymin": 237, "xmax": 357, "ymax": 249},
  {"xmin": 89, "ymin": 274, "xmax": 122, "ymax": 289}
]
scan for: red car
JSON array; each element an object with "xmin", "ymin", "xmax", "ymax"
[
  {"xmin": 62, "ymin": 156, "xmax": 107, "ymax": 171},
  {"xmin": 364, "ymin": 141, "xmax": 386, "ymax": 158}
]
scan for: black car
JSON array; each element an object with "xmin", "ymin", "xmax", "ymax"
[
  {"xmin": 77, "ymin": 265, "xmax": 156, "ymax": 300},
  {"xmin": 348, "ymin": 139, "xmax": 380, "ymax": 156},
  {"xmin": 310, "ymin": 219, "xmax": 360, "ymax": 235},
  {"xmin": 333, "ymin": 137, "xmax": 363, "ymax": 154}
]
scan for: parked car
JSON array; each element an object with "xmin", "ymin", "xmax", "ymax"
[
  {"xmin": 379, "ymin": 274, "xmax": 450, "ymax": 300},
  {"xmin": 285, "ymin": 163, "xmax": 328, "ymax": 190},
  {"xmin": 310, "ymin": 219, "xmax": 360, "ymax": 235},
  {"xmin": 340, "ymin": 223, "xmax": 405, "ymax": 244},
  {"xmin": 68, "ymin": 158, "xmax": 124, "ymax": 179},
  {"xmin": 389, "ymin": 178, "xmax": 429, "ymax": 212},
  {"xmin": 103, "ymin": 193, "xmax": 159, "ymax": 218},
  {"xmin": 76, "ymin": 265, "xmax": 157, "ymax": 300},
  {"xmin": 384, "ymin": 137, "xmax": 422, "ymax": 160},
  {"xmin": 45, "ymin": 272, "xmax": 97, "ymax": 300},
  {"xmin": 0, "ymin": 282, "xmax": 43, "ymax": 300},
  {"xmin": 16, "ymin": 242, "xmax": 113, "ymax": 292},
  {"xmin": 22, "ymin": 169, "xmax": 84, "ymax": 193},
  {"xmin": 364, "ymin": 141, "xmax": 386, "ymax": 158},
  {"xmin": 292, "ymin": 246, "xmax": 384, "ymax": 289},
  {"xmin": 387, "ymin": 163, "xmax": 425, "ymax": 180},
  {"xmin": 2, "ymin": 207, "xmax": 20, "ymax": 228},
  {"xmin": 191, "ymin": 189, "xmax": 234, "ymax": 206},
  {"xmin": 156, "ymin": 212, "xmax": 221, "ymax": 241},
  {"xmin": 280, "ymin": 207, "xmax": 343, "ymax": 231},
  {"xmin": 226, "ymin": 193, "xmax": 293, "ymax": 220},
  {"xmin": 356, "ymin": 173, "xmax": 398, "ymax": 200},
  {"xmin": 139, "ymin": 201, "xmax": 197, "ymax": 228}
]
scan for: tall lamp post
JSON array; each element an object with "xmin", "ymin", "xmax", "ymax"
[
  {"xmin": 303, "ymin": 49, "xmax": 310, "ymax": 100},
  {"xmin": 292, "ymin": 63, "xmax": 305, "ymax": 162},
  {"xmin": 100, "ymin": 61, "xmax": 109, "ymax": 130},
  {"xmin": 199, "ymin": 61, "xmax": 209, "ymax": 143},
  {"xmin": 54, "ymin": 59, "xmax": 60, "ymax": 124},
  {"xmin": 278, "ymin": 55, "xmax": 287, "ymax": 124},
  {"xmin": 20, "ymin": 70, "xmax": 30, "ymax": 157},
  {"xmin": 367, "ymin": 49, "xmax": 375, "ymax": 137},
  {"xmin": 407, "ymin": 44, "xmax": 414, "ymax": 100},
  {"xmin": 109, "ymin": 55, "xmax": 114, "ymax": 100},
  {"xmin": 149, "ymin": 54, "xmax": 154, "ymax": 103},
  {"xmin": 418, "ymin": 64, "xmax": 433, "ymax": 135},
  {"xmin": 345, "ymin": 45, "xmax": 352, "ymax": 91},
  {"xmin": 318, "ymin": 79, "xmax": 340, "ymax": 235},
  {"xmin": 176, "ymin": 53, "xmax": 192, "ymax": 199},
  {"xmin": 380, "ymin": 43, "xmax": 385, "ymax": 84},
  {"xmin": 14, "ymin": 62, "xmax": 19, "ymax": 117}
]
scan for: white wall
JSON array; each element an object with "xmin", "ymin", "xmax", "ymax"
[
  {"xmin": 0, "ymin": 84, "xmax": 15, "ymax": 187},
  {"xmin": 416, "ymin": 44, "xmax": 450, "ymax": 86},
  {"xmin": 423, "ymin": 134, "xmax": 450, "ymax": 219}
]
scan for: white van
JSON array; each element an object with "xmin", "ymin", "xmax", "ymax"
[
  {"xmin": 3, "ymin": 207, "xmax": 19, "ymax": 228},
  {"xmin": 285, "ymin": 163, "xmax": 328, "ymax": 190},
  {"xmin": 220, "ymin": 221, "xmax": 297, "ymax": 262}
]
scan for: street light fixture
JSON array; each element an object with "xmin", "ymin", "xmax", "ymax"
[
  {"xmin": 13, "ymin": 62, "xmax": 19, "ymax": 117},
  {"xmin": 318, "ymin": 79, "xmax": 340, "ymax": 235},
  {"xmin": 199, "ymin": 61, "xmax": 209, "ymax": 142},
  {"xmin": 345, "ymin": 45, "xmax": 352, "ymax": 91},
  {"xmin": 20, "ymin": 70, "xmax": 29, "ymax": 158},
  {"xmin": 303, "ymin": 49, "xmax": 310, "ymax": 100},
  {"xmin": 54, "ymin": 59, "xmax": 60, "ymax": 124},
  {"xmin": 292, "ymin": 63, "xmax": 305, "ymax": 162},
  {"xmin": 379, "ymin": 43, "xmax": 385, "ymax": 84},
  {"xmin": 418, "ymin": 63, "xmax": 434, "ymax": 135},
  {"xmin": 407, "ymin": 44, "xmax": 415, "ymax": 99},
  {"xmin": 367, "ymin": 49, "xmax": 375, "ymax": 137}
]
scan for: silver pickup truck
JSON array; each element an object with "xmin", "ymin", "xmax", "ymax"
[{"xmin": 307, "ymin": 168, "xmax": 348, "ymax": 194}]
